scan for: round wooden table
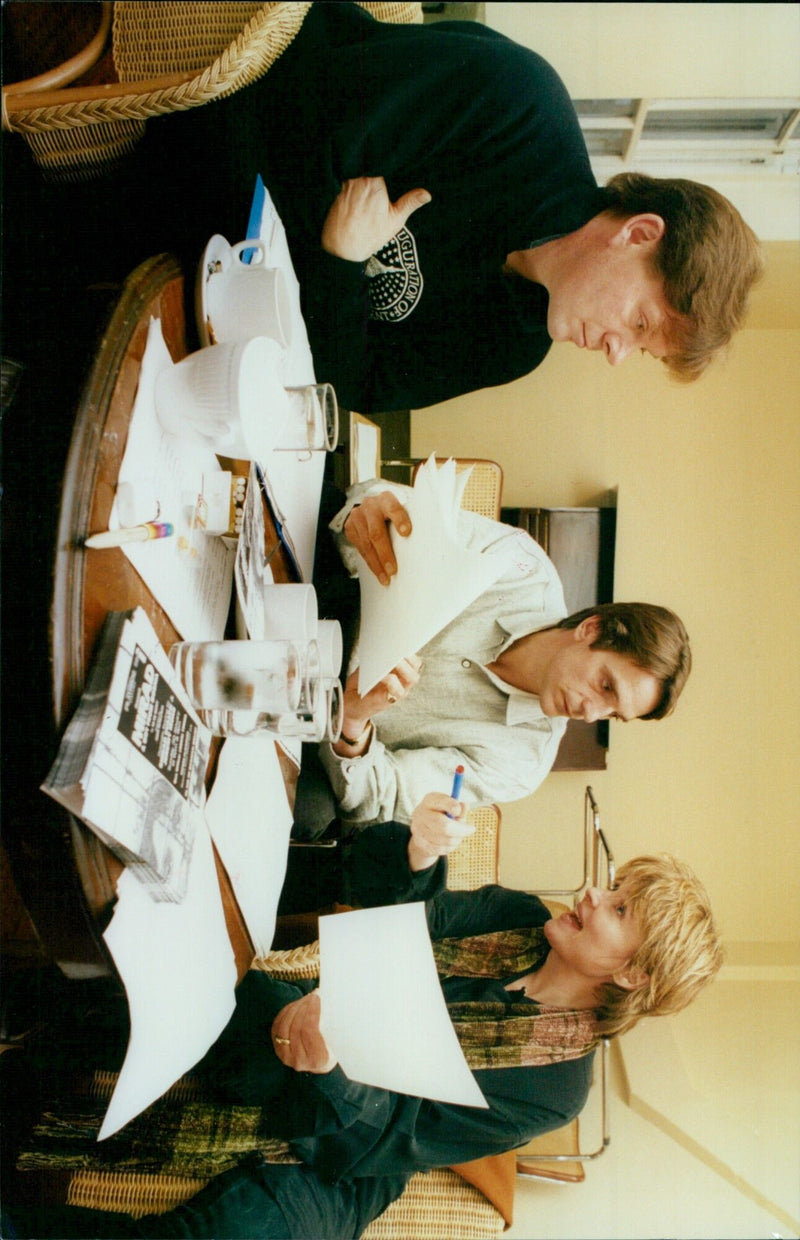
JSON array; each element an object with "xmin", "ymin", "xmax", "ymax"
[{"xmin": 30, "ymin": 253, "xmax": 296, "ymax": 979}]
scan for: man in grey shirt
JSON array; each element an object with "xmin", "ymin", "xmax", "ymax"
[{"xmin": 303, "ymin": 485, "xmax": 691, "ymax": 834}]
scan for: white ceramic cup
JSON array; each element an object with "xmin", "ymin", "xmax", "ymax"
[
  {"xmin": 274, "ymin": 384, "xmax": 339, "ymax": 453},
  {"xmin": 206, "ymin": 239, "xmax": 292, "ymax": 347},
  {"xmin": 260, "ymin": 583, "xmax": 319, "ymax": 643},
  {"xmin": 154, "ymin": 336, "xmax": 291, "ymax": 461}
]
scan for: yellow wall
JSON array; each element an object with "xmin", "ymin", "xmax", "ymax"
[
  {"xmin": 484, "ymin": 2, "xmax": 800, "ymax": 97},
  {"xmin": 411, "ymin": 241, "xmax": 800, "ymax": 946},
  {"xmin": 410, "ymin": 7, "xmax": 800, "ymax": 1230}
]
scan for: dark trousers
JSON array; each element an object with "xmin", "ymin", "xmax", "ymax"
[
  {"xmin": 3, "ymin": 1160, "xmax": 291, "ymax": 1239},
  {"xmin": 291, "ymin": 481, "xmax": 360, "ymax": 844}
]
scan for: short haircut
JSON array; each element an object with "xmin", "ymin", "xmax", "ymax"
[
  {"xmin": 595, "ymin": 854, "xmax": 723, "ymax": 1038},
  {"xmin": 559, "ymin": 602, "xmax": 691, "ymax": 719},
  {"xmin": 603, "ymin": 172, "xmax": 764, "ymax": 382}
]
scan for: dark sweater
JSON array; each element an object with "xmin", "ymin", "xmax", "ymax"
[
  {"xmin": 140, "ymin": 3, "xmax": 606, "ymax": 411},
  {"xmin": 204, "ymin": 822, "xmax": 593, "ymax": 1184}
]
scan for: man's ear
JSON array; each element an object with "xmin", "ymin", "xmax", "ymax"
[
  {"xmin": 612, "ymin": 213, "xmax": 665, "ymax": 249},
  {"xmin": 612, "ymin": 965, "xmax": 649, "ymax": 993},
  {"xmin": 575, "ymin": 614, "xmax": 602, "ymax": 644}
]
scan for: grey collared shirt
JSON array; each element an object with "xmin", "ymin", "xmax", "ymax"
[{"xmin": 320, "ymin": 482, "xmax": 567, "ymax": 827}]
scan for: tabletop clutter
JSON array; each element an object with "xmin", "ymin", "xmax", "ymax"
[
  {"xmin": 39, "ymin": 199, "xmax": 356, "ymax": 1139},
  {"xmin": 94, "ymin": 228, "xmax": 344, "ymax": 747},
  {"xmin": 39, "ymin": 200, "xmax": 501, "ymax": 1143}
]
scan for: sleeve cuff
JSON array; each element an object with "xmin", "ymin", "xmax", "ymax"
[{"xmin": 347, "ymin": 822, "xmax": 447, "ymax": 906}]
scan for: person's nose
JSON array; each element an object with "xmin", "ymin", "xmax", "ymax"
[
  {"xmin": 585, "ymin": 887, "xmax": 602, "ymax": 909},
  {"xmin": 579, "ymin": 694, "xmax": 611, "ymax": 723},
  {"xmin": 603, "ymin": 334, "xmax": 634, "ymax": 366}
]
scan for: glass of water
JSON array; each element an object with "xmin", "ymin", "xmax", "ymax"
[{"xmin": 170, "ymin": 639, "xmax": 301, "ymax": 736}]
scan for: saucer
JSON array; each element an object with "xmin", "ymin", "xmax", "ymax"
[{"xmin": 195, "ymin": 233, "xmax": 232, "ymax": 347}]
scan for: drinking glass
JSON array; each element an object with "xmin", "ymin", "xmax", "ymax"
[{"xmin": 169, "ymin": 639, "xmax": 300, "ymax": 736}]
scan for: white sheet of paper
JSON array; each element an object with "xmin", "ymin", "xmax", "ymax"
[
  {"xmin": 250, "ymin": 186, "xmax": 324, "ymax": 583},
  {"xmin": 204, "ymin": 735, "xmax": 293, "ymax": 957},
  {"xmin": 355, "ymin": 457, "xmax": 511, "ymax": 693},
  {"xmin": 114, "ymin": 317, "xmax": 235, "ymax": 641},
  {"xmin": 318, "ymin": 903, "xmax": 487, "ymax": 1108},
  {"xmin": 99, "ymin": 820, "xmax": 237, "ymax": 1139},
  {"xmin": 355, "ymin": 421, "xmax": 380, "ymax": 484}
]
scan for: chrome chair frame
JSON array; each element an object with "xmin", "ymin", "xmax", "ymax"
[{"xmin": 517, "ymin": 786, "xmax": 614, "ymax": 1171}]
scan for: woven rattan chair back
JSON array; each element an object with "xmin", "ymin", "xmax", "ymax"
[
  {"xmin": 446, "ymin": 805, "xmax": 501, "ymax": 890},
  {"xmin": 2, "ymin": 3, "xmax": 422, "ymax": 181},
  {"xmin": 408, "ymin": 458, "xmax": 504, "ymax": 521}
]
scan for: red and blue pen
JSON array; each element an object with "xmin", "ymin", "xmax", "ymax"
[{"xmin": 447, "ymin": 764, "xmax": 465, "ymax": 818}]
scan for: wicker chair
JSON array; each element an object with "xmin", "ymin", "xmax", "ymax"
[
  {"xmin": 2, "ymin": 2, "xmax": 423, "ymax": 181},
  {"xmin": 10, "ymin": 1047, "xmax": 508, "ymax": 1238},
  {"xmin": 381, "ymin": 457, "xmax": 505, "ymax": 521},
  {"xmin": 13, "ymin": 1015, "xmax": 508, "ymax": 1239}
]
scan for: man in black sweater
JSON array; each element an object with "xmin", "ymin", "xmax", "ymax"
[{"xmin": 141, "ymin": 2, "xmax": 761, "ymax": 412}]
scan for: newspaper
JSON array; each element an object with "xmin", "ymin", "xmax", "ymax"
[{"xmin": 41, "ymin": 607, "xmax": 210, "ymax": 902}]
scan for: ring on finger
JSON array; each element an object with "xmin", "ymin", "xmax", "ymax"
[
  {"xmin": 274, "ymin": 1036, "xmax": 291, "ymax": 1046},
  {"xmin": 386, "ymin": 692, "xmax": 397, "ymax": 704}
]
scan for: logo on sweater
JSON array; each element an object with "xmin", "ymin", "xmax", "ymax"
[{"xmin": 365, "ymin": 227, "xmax": 423, "ymax": 322}]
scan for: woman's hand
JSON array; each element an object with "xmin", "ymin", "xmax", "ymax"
[
  {"xmin": 344, "ymin": 491, "xmax": 412, "ymax": 586},
  {"xmin": 321, "ymin": 176, "xmax": 431, "ymax": 263},
  {"xmin": 333, "ymin": 659, "xmax": 422, "ymax": 756},
  {"xmin": 408, "ymin": 790, "xmax": 474, "ymax": 872},
  {"xmin": 271, "ymin": 992, "xmax": 336, "ymax": 1074}
]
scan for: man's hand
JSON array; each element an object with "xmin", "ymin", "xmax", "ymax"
[
  {"xmin": 271, "ymin": 992, "xmax": 337, "ymax": 1074},
  {"xmin": 322, "ymin": 176, "xmax": 431, "ymax": 263},
  {"xmin": 345, "ymin": 491, "xmax": 412, "ymax": 586},
  {"xmin": 408, "ymin": 790, "xmax": 474, "ymax": 872},
  {"xmin": 333, "ymin": 658, "xmax": 422, "ymax": 756}
]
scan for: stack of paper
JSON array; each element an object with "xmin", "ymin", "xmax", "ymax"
[{"xmin": 355, "ymin": 456, "xmax": 511, "ymax": 693}]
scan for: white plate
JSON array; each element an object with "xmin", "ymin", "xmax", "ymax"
[{"xmin": 195, "ymin": 233, "xmax": 232, "ymax": 347}]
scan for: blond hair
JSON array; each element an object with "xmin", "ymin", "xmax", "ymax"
[{"xmin": 595, "ymin": 854, "xmax": 723, "ymax": 1038}]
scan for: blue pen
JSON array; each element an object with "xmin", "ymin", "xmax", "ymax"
[
  {"xmin": 447, "ymin": 765, "xmax": 465, "ymax": 818},
  {"xmin": 242, "ymin": 174, "xmax": 267, "ymax": 264}
]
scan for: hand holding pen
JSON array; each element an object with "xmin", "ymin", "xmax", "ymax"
[{"xmin": 407, "ymin": 779, "xmax": 474, "ymax": 873}]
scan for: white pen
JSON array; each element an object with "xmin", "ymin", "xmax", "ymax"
[{"xmin": 84, "ymin": 522, "xmax": 174, "ymax": 550}]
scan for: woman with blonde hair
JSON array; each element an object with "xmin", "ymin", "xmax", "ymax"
[{"xmin": 7, "ymin": 793, "xmax": 721, "ymax": 1239}]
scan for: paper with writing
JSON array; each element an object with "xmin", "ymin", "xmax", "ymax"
[
  {"xmin": 245, "ymin": 178, "xmax": 323, "ymax": 583},
  {"xmin": 42, "ymin": 607, "xmax": 209, "ymax": 903},
  {"xmin": 318, "ymin": 902, "xmax": 487, "ymax": 1108},
  {"xmin": 355, "ymin": 420, "xmax": 380, "ymax": 484}
]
